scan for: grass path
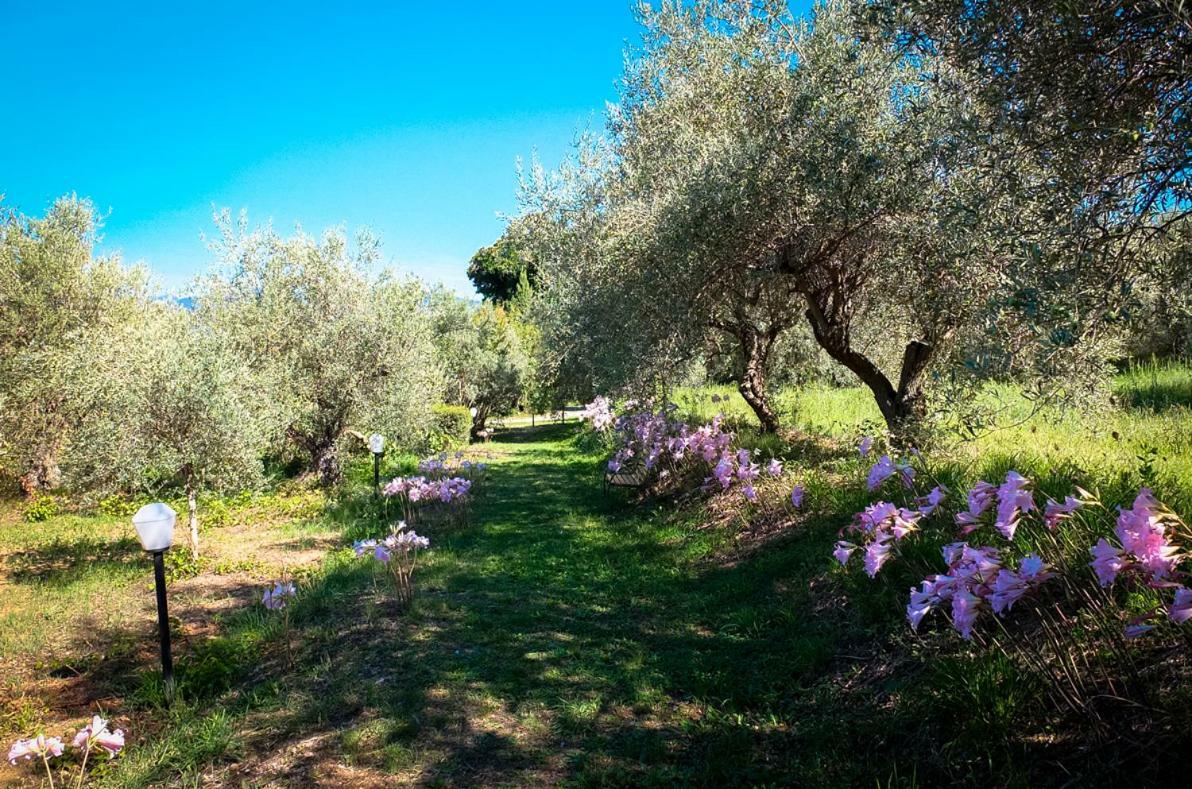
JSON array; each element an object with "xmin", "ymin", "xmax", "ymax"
[
  {"xmin": 115, "ymin": 423, "xmax": 870, "ymax": 787},
  {"xmin": 10, "ymin": 409, "xmax": 1188, "ymax": 785}
]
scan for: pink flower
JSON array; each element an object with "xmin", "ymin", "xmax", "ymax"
[
  {"xmin": 73, "ymin": 716, "xmax": 124, "ymax": 756},
  {"xmin": 7, "ymin": 735, "xmax": 63, "ymax": 765},
  {"xmin": 1169, "ymin": 587, "xmax": 1192, "ymax": 625},
  {"xmin": 1114, "ymin": 489, "xmax": 1179, "ymax": 580},
  {"xmin": 951, "ymin": 589, "xmax": 980, "ymax": 639},
  {"xmin": 262, "ymin": 581, "xmax": 296, "ymax": 611},
  {"xmin": 858, "ymin": 501, "xmax": 897, "ymax": 531},
  {"xmin": 1043, "ymin": 495, "xmax": 1082, "ymax": 529},
  {"xmin": 1018, "ymin": 553, "xmax": 1050, "ymax": 581},
  {"xmin": 941, "ymin": 541, "xmax": 967, "ymax": 566},
  {"xmin": 866, "ymin": 455, "xmax": 896, "ymax": 491},
  {"xmin": 833, "ymin": 541, "xmax": 857, "ymax": 566},
  {"xmin": 994, "ymin": 471, "xmax": 1035, "ymax": 540},
  {"xmin": 955, "ymin": 481, "xmax": 996, "ymax": 532},
  {"xmin": 891, "ymin": 508, "xmax": 922, "ymax": 540},
  {"xmin": 1089, "ymin": 538, "xmax": 1126, "ymax": 587},
  {"xmin": 7, "ymin": 739, "xmax": 36, "ymax": 765},
  {"xmin": 957, "ymin": 544, "xmax": 1002, "ymax": 582},
  {"xmin": 989, "ymin": 570, "xmax": 1027, "ymax": 614},
  {"xmin": 916, "ymin": 486, "xmax": 946, "ymax": 517},
  {"xmin": 864, "ymin": 536, "xmax": 894, "ymax": 577},
  {"xmin": 790, "ymin": 485, "xmax": 805, "ymax": 509},
  {"xmin": 907, "ymin": 581, "xmax": 937, "ymax": 631},
  {"xmin": 712, "ymin": 457, "xmax": 734, "ymax": 489}
]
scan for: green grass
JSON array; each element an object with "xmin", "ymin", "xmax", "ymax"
[
  {"xmin": 680, "ymin": 364, "xmax": 1192, "ymax": 513},
  {"xmin": 2, "ymin": 365, "xmax": 1191, "ymax": 785}
]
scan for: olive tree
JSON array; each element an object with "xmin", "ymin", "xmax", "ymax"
[
  {"xmin": 0, "ymin": 196, "xmax": 147, "ymax": 494},
  {"xmin": 430, "ymin": 290, "xmax": 529, "ymax": 437},
  {"xmin": 68, "ymin": 306, "xmax": 278, "ymax": 559},
  {"xmin": 196, "ymin": 212, "xmax": 441, "ymax": 484},
  {"xmin": 527, "ymin": 0, "xmax": 1147, "ymax": 440}
]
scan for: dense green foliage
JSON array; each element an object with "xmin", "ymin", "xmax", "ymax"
[
  {"xmin": 466, "ymin": 235, "xmax": 536, "ymax": 306},
  {"xmin": 516, "ymin": 0, "xmax": 1188, "ymax": 439},
  {"xmin": 197, "ymin": 212, "xmax": 441, "ymax": 486},
  {"xmin": 0, "ymin": 197, "xmax": 148, "ymax": 494},
  {"xmin": 428, "ymin": 404, "xmax": 472, "ymax": 450}
]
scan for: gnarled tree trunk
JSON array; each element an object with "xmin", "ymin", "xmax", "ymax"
[
  {"xmin": 288, "ymin": 417, "xmax": 346, "ymax": 487},
  {"xmin": 19, "ymin": 450, "xmax": 61, "ymax": 497},
  {"xmin": 802, "ymin": 293, "xmax": 937, "ymax": 444},
  {"xmin": 736, "ymin": 325, "xmax": 782, "ymax": 434}
]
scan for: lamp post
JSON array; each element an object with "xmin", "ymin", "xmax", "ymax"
[
  {"xmin": 368, "ymin": 433, "xmax": 385, "ymax": 493},
  {"xmin": 132, "ymin": 503, "xmax": 176, "ymax": 704}
]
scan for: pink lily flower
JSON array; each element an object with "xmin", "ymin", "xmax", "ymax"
[
  {"xmin": 833, "ymin": 541, "xmax": 857, "ymax": 566},
  {"xmin": 1089, "ymin": 538, "xmax": 1127, "ymax": 587},
  {"xmin": 866, "ymin": 455, "xmax": 896, "ymax": 491},
  {"xmin": 951, "ymin": 590, "xmax": 980, "ymax": 639},
  {"xmin": 1043, "ymin": 495, "xmax": 1082, "ymax": 529},
  {"xmin": 1170, "ymin": 587, "xmax": 1192, "ymax": 625}
]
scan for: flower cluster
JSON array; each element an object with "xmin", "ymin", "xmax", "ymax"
[
  {"xmin": 9, "ymin": 716, "xmax": 124, "ymax": 787},
  {"xmin": 593, "ymin": 397, "xmax": 803, "ymax": 502},
  {"xmin": 383, "ymin": 473, "xmax": 474, "ymax": 524},
  {"xmin": 602, "ymin": 400, "xmax": 693, "ymax": 474},
  {"xmin": 579, "ymin": 396, "xmax": 615, "ymax": 431},
  {"xmin": 1088, "ymin": 489, "xmax": 1189, "ymax": 633},
  {"xmin": 839, "ymin": 450, "xmax": 1192, "ymax": 647},
  {"xmin": 908, "ymin": 545, "xmax": 1054, "ymax": 639},
  {"xmin": 953, "ymin": 471, "xmax": 1039, "ymax": 539},
  {"xmin": 354, "ymin": 521, "xmax": 430, "ymax": 609},
  {"xmin": 384, "ymin": 475, "xmax": 472, "ymax": 502},
  {"xmin": 417, "ymin": 451, "xmax": 487, "ymax": 479},
  {"xmin": 705, "ymin": 447, "xmax": 785, "ymax": 502},
  {"xmin": 834, "ymin": 501, "xmax": 926, "ymax": 577}
]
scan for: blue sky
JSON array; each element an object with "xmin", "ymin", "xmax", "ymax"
[{"xmin": 0, "ymin": 1, "xmax": 647, "ymax": 295}]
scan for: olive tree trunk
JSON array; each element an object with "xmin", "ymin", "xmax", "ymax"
[
  {"xmin": 736, "ymin": 325, "xmax": 782, "ymax": 434},
  {"xmin": 186, "ymin": 476, "xmax": 200, "ymax": 561},
  {"xmin": 18, "ymin": 447, "xmax": 62, "ymax": 497},
  {"xmin": 803, "ymin": 295, "xmax": 937, "ymax": 443}
]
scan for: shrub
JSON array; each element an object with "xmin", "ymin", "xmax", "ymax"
[
  {"xmin": 22, "ymin": 495, "xmax": 59, "ymax": 523},
  {"xmin": 429, "ymin": 404, "xmax": 471, "ymax": 450}
]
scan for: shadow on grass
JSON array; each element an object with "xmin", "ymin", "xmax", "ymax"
[
  {"xmin": 4, "ymin": 534, "xmax": 142, "ymax": 583},
  {"xmin": 82, "ymin": 423, "xmax": 1191, "ymax": 787}
]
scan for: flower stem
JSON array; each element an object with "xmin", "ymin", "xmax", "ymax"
[{"xmin": 42, "ymin": 752, "xmax": 55, "ymax": 789}]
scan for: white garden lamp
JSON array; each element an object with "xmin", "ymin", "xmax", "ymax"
[
  {"xmin": 131, "ymin": 503, "xmax": 176, "ymax": 703},
  {"xmin": 132, "ymin": 502, "xmax": 176, "ymax": 552},
  {"xmin": 369, "ymin": 433, "xmax": 385, "ymax": 492}
]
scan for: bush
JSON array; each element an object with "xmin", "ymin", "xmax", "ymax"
[
  {"xmin": 429, "ymin": 404, "xmax": 471, "ymax": 450},
  {"xmin": 22, "ymin": 494, "xmax": 59, "ymax": 522}
]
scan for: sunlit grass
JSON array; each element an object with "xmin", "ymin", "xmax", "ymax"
[{"xmin": 1, "ymin": 367, "xmax": 1190, "ymax": 785}]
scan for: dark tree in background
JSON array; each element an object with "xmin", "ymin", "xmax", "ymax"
[{"xmin": 467, "ymin": 236, "xmax": 536, "ymax": 305}]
